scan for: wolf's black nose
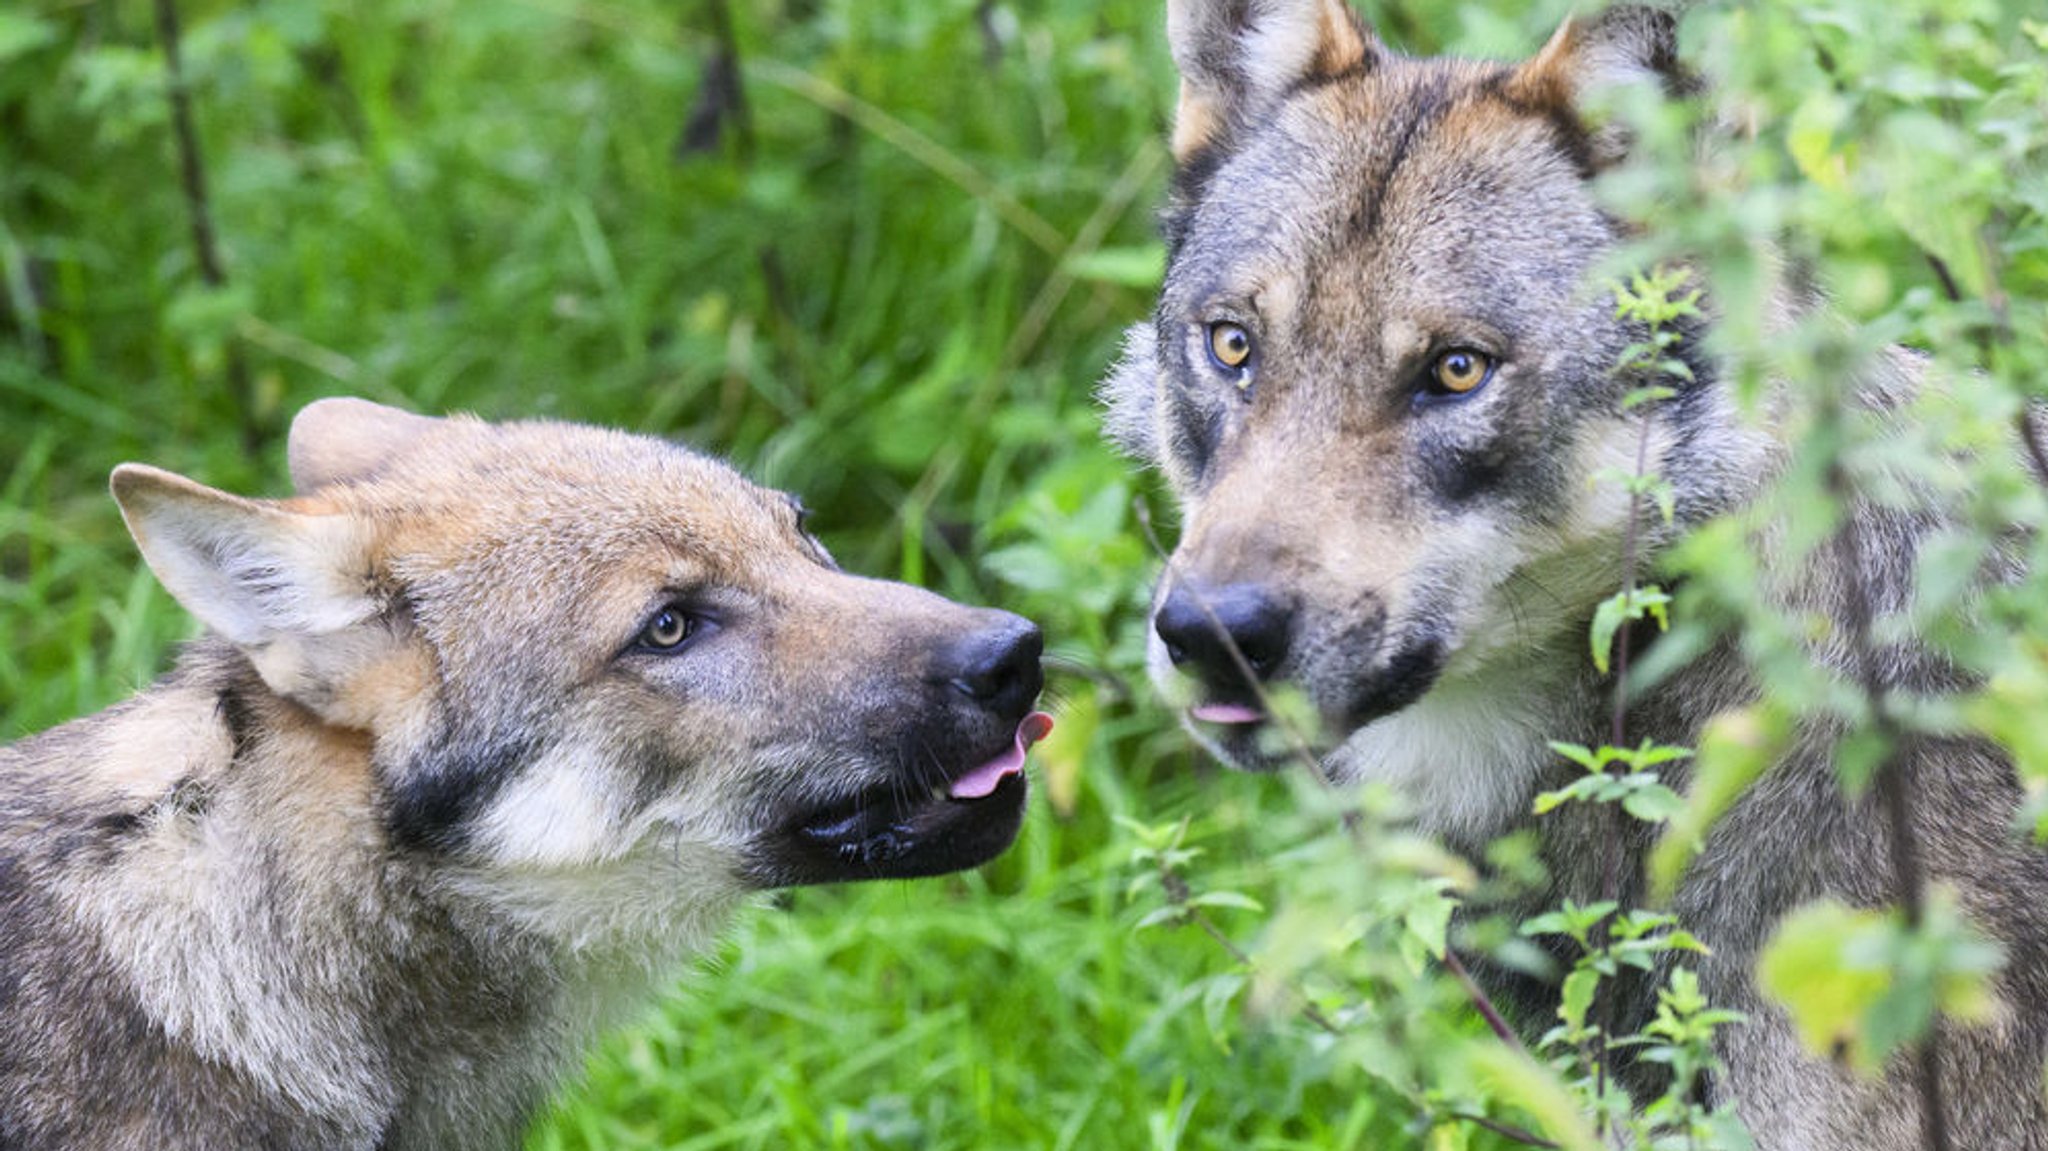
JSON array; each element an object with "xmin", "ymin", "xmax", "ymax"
[
  {"xmin": 934, "ymin": 615, "xmax": 1044, "ymax": 716},
  {"xmin": 1155, "ymin": 581, "xmax": 1292, "ymax": 689}
]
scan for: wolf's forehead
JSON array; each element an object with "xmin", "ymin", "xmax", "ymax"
[
  {"xmin": 366, "ymin": 425, "xmax": 794, "ymax": 571},
  {"xmin": 1175, "ymin": 59, "xmax": 1596, "ymax": 306}
]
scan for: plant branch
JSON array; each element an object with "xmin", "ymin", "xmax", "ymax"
[{"xmin": 1155, "ymin": 856, "xmax": 1558, "ymax": 1150}]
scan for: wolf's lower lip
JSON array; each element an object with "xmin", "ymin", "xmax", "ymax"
[{"xmin": 746, "ymin": 752, "xmax": 1029, "ymax": 888}]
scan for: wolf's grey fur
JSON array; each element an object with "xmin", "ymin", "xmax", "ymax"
[
  {"xmin": 1102, "ymin": 3, "xmax": 2048, "ymax": 1146},
  {"xmin": 0, "ymin": 399, "xmax": 1042, "ymax": 1149}
]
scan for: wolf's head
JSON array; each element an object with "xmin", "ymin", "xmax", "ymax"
[
  {"xmin": 111, "ymin": 400, "xmax": 1044, "ymax": 942},
  {"xmin": 1104, "ymin": 4, "xmax": 1755, "ymax": 836}
]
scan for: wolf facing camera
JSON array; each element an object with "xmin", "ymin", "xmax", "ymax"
[{"xmin": 1102, "ymin": 2, "xmax": 2048, "ymax": 1147}]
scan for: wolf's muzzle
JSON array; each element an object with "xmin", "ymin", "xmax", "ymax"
[{"xmin": 744, "ymin": 612, "xmax": 1046, "ymax": 888}]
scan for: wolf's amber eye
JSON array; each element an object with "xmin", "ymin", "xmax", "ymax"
[
  {"xmin": 1207, "ymin": 321, "xmax": 1254, "ymax": 374},
  {"xmin": 639, "ymin": 608, "xmax": 696, "ymax": 651},
  {"xmin": 1429, "ymin": 349, "xmax": 1494, "ymax": 395}
]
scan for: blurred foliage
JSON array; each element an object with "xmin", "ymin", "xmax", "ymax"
[{"xmin": 4, "ymin": 0, "xmax": 2046, "ymax": 1148}]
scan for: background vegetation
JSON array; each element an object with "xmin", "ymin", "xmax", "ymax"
[{"xmin": 2, "ymin": 0, "xmax": 2043, "ymax": 1148}]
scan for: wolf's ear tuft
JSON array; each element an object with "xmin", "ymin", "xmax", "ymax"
[
  {"xmin": 1167, "ymin": 0, "xmax": 1379, "ymax": 163},
  {"xmin": 1504, "ymin": 6, "xmax": 1689, "ymax": 170},
  {"xmin": 113, "ymin": 464, "xmax": 389, "ymax": 704},
  {"xmin": 288, "ymin": 397, "xmax": 441, "ymax": 492}
]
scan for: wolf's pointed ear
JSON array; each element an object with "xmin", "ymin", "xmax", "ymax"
[
  {"xmin": 288, "ymin": 397, "xmax": 441, "ymax": 492},
  {"xmin": 1167, "ymin": 0, "xmax": 1379, "ymax": 162},
  {"xmin": 113, "ymin": 464, "xmax": 391, "ymax": 704},
  {"xmin": 1503, "ymin": 6, "xmax": 1689, "ymax": 170}
]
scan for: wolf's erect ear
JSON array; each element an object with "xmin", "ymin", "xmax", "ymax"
[
  {"xmin": 1504, "ymin": 6, "xmax": 1688, "ymax": 170},
  {"xmin": 288, "ymin": 396, "xmax": 441, "ymax": 492},
  {"xmin": 113, "ymin": 464, "xmax": 391, "ymax": 704},
  {"xmin": 1166, "ymin": 0, "xmax": 1378, "ymax": 162}
]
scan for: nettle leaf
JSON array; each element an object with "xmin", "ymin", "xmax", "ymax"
[
  {"xmin": 1833, "ymin": 726, "xmax": 1893, "ymax": 795},
  {"xmin": 1200, "ymin": 973, "xmax": 1247, "ymax": 1052},
  {"xmin": 1134, "ymin": 906, "xmax": 1187, "ymax": 932},
  {"xmin": 1622, "ymin": 384, "xmax": 1680, "ymax": 410},
  {"xmin": 1627, "ymin": 741, "xmax": 1695, "ymax": 771},
  {"xmin": 1189, "ymin": 891, "xmax": 1264, "ymax": 914},
  {"xmin": 1401, "ymin": 880, "xmax": 1456, "ymax": 962},
  {"xmin": 1560, "ymin": 967, "xmax": 1601, "ymax": 1035},
  {"xmin": 1590, "ymin": 586, "xmax": 1672, "ymax": 674},
  {"xmin": 1622, "ymin": 782, "xmax": 1685, "ymax": 824},
  {"xmin": 1548, "ymin": 741, "xmax": 1602, "ymax": 771}
]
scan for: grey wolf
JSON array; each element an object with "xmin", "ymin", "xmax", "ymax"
[
  {"xmin": 1100, "ymin": 2, "xmax": 2048, "ymax": 1146},
  {"xmin": 0, "ymin": 398, "xmax": 1049, "ymax": 1149}
]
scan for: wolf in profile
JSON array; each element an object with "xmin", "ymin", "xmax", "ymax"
[
  {"xmin": 0, "ymin": 398, "xmax": 1050, "ymax": 1150},
  {"xmin": 1101, "ymin": 2, "xmax": 2048, "ymax": 1146}
]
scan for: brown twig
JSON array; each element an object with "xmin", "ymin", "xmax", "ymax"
[{"xmin": 152, "ymin": 0, "xmax": 260, "ymax": 452}]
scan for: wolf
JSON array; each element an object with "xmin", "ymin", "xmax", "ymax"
[
  {"xmin": 0, "ymin": 398, "xmax": 1050, "ymax": 1150},
  {"xmin": 1101, "ymin": 2, "xmax": 2048, "ymax": 1147}
]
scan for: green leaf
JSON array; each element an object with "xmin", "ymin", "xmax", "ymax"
[
  {"xmin": 1402, "ymin": 882, "xmax": 1456, "ymax": 962},
  {"xmin": 1757, "ymin": 901, "xmax": 1893, "ymax": 1074},
  {"xmin": 1622, "ymin": 782, "xmax": 1685, "ymax": 824},
  {"xmin": 1834, "ymin": 727, "xmax": 1893, "ymax": 795},
  {"xmin": 1560, "ymin": 967, "xmax": 1600, "ymax": 1034},
  {"xmin": 1653, "ymin": 704, "xmax": 1790, "ymax": 900},
  {"xmin": 1547, "ymin": 741, "xmax": 1601, "ymax": 771},
  {"xmin": 1134, "ymin": 906, "xmax": 1186, "ymax": 932},
  {"xmin": 1189, "ymin": 890, "xmax": 1264, "ymax": 914}
]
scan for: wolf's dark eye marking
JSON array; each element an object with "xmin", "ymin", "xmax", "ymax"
[
  {"xmin": 1206, "ymin": 321, "xmax": 1255, "ymax": 384},
  {"xmin": 1426, "ymin": 348, "xmax": 1494, "ymax": 397},
  {"xmin": 638, "ymin": 607, "xmax": 699, "ymax": 652}
]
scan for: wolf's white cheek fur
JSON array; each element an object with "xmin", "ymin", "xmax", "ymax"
[{"xmin": 1322, "ymin": 663, "xmax": 1563, "ymax": 846}]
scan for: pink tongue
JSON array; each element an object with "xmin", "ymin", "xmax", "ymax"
[
  {"xmin": 948, "ymin": 712, "xmax": 1055, "ymax": 800},
  {"xmin": 1191, "ymin": 702, "xmax": 1265, "ymax": 725}
]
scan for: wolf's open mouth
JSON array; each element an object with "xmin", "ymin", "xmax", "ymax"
[{"xmin": 746, "ymin": 713, "xmax": 1052, "ymax": 887}]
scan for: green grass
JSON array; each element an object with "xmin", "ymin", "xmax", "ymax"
[{"xmin": 0, "ymin": 1, "xmax": 1554, "ymax": 1146}]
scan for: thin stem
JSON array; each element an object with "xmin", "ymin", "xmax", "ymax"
[
  {"xmin": 1826, "ymin": 454, "xmax": 1952, "ymax": 1151},
  {"xmin": 1449, "ymin": 1111, "xmax": 1563, "ymax": 1150},
  {"xmin": 152, "ymin": 0, "xmax": 260, "ymax": 451},
  {"xmin": 1442, "ymin": 948, "xmax": 1532, "ymax": 1059},
  {"xmin": 1592, "ymin": 389, "xmax": 1661, "ymax": 1132}
]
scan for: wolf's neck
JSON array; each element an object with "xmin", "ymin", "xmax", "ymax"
[
  {"xmin": 66, "ymin": 647, "xmax": 413, "ymax": 1129},
  {"xmin": 1328, "ymin": 638, "xmax": 1600, "ymax": 856}
]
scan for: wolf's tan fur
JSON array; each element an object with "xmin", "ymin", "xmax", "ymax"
[{"xmin": 0, "ymin": 399, "xmax": 1042, "ymax": 1149}]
